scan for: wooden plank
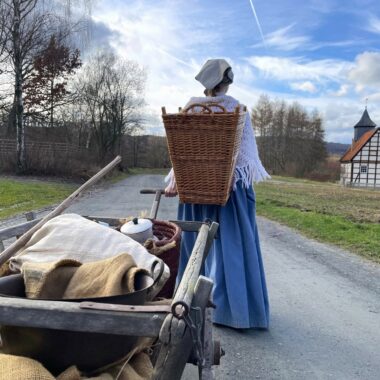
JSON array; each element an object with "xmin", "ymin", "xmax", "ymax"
[
  {"xmin": 202, "ymin": 222, "xmax": 219, "ymax": 267},
  {"xmin": 0, "ymin": 296, "xmax": 164, "ymax": 337},
  {"xmin": 25, "ymin": 211, "xmax": 36, "ymax": 221},
  {"xmin": 172, "ymin": 224, "xmax": 209, "ymax": 313},
  {"xmin": 80, "ymin": 301, "xmax": 172, "ymax": 313},
  {"xmin": 0, "ymin": 219, "xmax": 41, "ymax": 240},
  {"xmin": 16, "ymin": 212, "xmax": 38, "ymax": 239},
  {"xmin": 84, "ymin": 216, "xmax": 122, "ymax": 227},
  {"xmin": 169, "ymin": 220, "xmax": 205, "ymax": 232}
]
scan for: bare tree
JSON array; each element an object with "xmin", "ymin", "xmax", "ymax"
[
  {"xmin": 251, "ymin": 94, "xmax": 273, "ymax": 168},
  {"xmin": 252, "ymin": 94, "xmax": 327, "ymax": 177},
  {"xmin": 0, "ymin": 0, "xmax": 92, "ymax": 173},
  {"xmin": 75, "ymin": 51, "xmax": 146, "ymax": 162}
]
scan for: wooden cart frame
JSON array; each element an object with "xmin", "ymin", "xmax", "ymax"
[{"xmin": 0, "ymin": 189, "xmax": 222, "ymax": 380}]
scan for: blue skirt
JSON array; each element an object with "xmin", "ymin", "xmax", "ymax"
[{"xmin": 176, "ymin": 181, "xmax": 269, "ymax": 329}]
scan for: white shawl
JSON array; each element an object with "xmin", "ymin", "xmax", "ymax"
[{"xmin": 165, "ymin": 94, "xmax": 270, "ymax": 191}]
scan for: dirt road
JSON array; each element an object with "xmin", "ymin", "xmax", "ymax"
[{"xmin": 4, "ymin": 174, "xmax": 380, "ymax": 379}]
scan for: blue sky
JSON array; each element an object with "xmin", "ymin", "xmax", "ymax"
[{"xmin": 90, "ymin": 0, "xmax": 380, "ymax": 143}]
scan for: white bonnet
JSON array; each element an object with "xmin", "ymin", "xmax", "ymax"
[{"xmin": 195, "ymin": 59, "xmax": 234, "ymax": 90}]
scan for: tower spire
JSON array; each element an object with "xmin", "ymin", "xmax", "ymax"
[{"xmin": 354, "ymin": 106, "xmax": 376, "ymax": 141}]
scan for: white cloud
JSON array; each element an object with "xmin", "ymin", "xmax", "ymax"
[
  {"xmin": 368, "ymin": 17, "xmax": 380, "ymax": 34},
  {"xmin": 348, "ymin": 52, "xmax": 380, "ymax": 89},
  {"xmin": 290, "ymin": 81, "xmax": 317, "ymax": 93},
  {"xmin": 251, "ymin": 23, "xmax": 360, "ymax": 53},
  {"xmin": 367, "ymin": 92, "xmax": 380, "ymax": 103},
  {"xmin": 331, "ymin": 84, "xmax": 350, "ymax": 97},
  {"xmin": 296, "ymin": 95, "xmax": 380, "ymax": 143},
  {"xmin": 90, "ymin": 1, "xmax": 212, "ymax": 133},
  {"xmin": 308, "ymin": 39, "xmax": 359, "ymax": 51},
  {"xmin": 252, "ymin": 24, "xmax": 310, "ymax": 51},
  {"xmin": 246, "ymin": 55, "xmax": 352, "ymax": 82}
]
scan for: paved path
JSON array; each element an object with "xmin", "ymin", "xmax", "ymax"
[{"xmin": 3, "ymin": 175, "xmax": 380, "ymax": 379}]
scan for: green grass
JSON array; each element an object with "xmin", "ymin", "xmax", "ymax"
[
  {"xmin": 255, "ymin": 177, "xmax": 380, "ymax": 262},
  {"xmin": 0, "ymin": 179, "xmax": 75, "ymax": 220}
]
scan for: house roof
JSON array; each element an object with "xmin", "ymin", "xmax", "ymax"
[
  {"xmin": 340, "ymin": 128, "xmax": 378, "ymax": 163},
  {"xmin": 354, "ymin": 108, "xmax": 377, "ymax": 128}
]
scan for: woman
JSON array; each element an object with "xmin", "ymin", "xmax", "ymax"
[{"xmin": 165, "ymin": 59, "xmax": 270, "ymax": 329}]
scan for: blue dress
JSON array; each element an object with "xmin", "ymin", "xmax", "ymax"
[{"xmin": 176, "ymin": 180, "xmax": 270, "ymax": 329}]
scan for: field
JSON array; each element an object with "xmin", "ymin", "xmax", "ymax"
[{"xmin": 255, "ymin": 177, "xmax": 380, "ymax": 262}]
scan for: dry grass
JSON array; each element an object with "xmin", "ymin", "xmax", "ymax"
[
  {"xmin": 258, "ymin": 177, "xmax": 380, "ymax": 223},
  {"xmin": 255, "ymin": 176, "xmax": 380, "ymax": 261}
]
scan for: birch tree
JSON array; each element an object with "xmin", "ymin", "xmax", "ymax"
[{"xmin": 0, "ymin": 0, "xmax": 91, "ymax": 173}]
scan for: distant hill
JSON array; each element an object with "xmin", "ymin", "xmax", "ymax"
[{"xmin": 326, "ymin": 142, "xmax": 350, "ymax": 156}]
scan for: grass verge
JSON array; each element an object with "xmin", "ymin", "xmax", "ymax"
[
  {"xmin": 255, "ymin": 177, "xmax": 380, "ymax": 262},
  {"xmin": 0, "ymin": 179, "xmax": 75, "ymax": 220}
]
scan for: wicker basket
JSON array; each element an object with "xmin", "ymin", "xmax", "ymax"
[
  {"xmin": 162, "ymin": 103, "xmax": 246, "ymax": 205},
  {"xmin": 151, "ymin": 219, "xmax": 181, "ymax": 299}
]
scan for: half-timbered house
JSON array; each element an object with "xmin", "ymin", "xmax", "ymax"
[{"xmin": 340, "ymin": 108, "xmax": 380, "ymax": 188}]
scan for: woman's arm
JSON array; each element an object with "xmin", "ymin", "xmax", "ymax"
[{"xmin": 164, "ymin": 168, "xmax": 178, "ymax": 197}]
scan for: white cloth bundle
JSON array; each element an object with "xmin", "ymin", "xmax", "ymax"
[{"xmin": 9, "ymin": 214, "xmax": 169, "ymax": 296}]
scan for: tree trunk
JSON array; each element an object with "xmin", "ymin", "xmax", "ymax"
[
  {"xmin": 50, "ymin": 78, "xmax": 54, "ymax": 128},
  {"xmin": 13, "ymin": 0, "xmax": 26, "ymax": 173}
]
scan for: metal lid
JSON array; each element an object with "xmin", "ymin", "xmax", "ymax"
[{"xmin": 120, "ymin": 218, "xmax": 153, "ymax": 235}]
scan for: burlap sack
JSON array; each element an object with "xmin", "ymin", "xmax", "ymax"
[
  {"xmin": 0, "ymin": 354, "xmax": 54, "ymax": 380},
  {"xmin": 22, "ymin": 253, "xmax": 148, "ymax": 300},
  {"xmin": 57, "ymin": 351, "xmax": 153, "ymax": 380},
  {"xmin": 0, "ymin": 353, "xmax": 153, "ymax": 380}
]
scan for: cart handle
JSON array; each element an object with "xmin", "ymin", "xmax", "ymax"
[
  {"xmin": 140, "ymin": 189, "xmax": 165, "ymax": 219},
  {"xmin": 140, "ymin": 189, "xmax": 165, "ymax": 195}
]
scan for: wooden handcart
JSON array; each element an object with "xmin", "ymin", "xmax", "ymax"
[{"xmin": 0, "ymin": 189, "xmax": 222, "ymax": 380}]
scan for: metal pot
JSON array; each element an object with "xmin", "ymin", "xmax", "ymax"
[
  {"xmin": 0, "ymin": 259, "xmax": 164, "ymax": 375},
  {"xmin": 120, "ymin": 217, "xmax": 153, "ymax": 244}
]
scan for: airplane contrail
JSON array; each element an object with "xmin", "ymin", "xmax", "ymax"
[
  {"xmin": 153, "ymin": 46, "xmax": 196, "ymax": 69},
  {"xmin": 248, "ymin": 0, "xmax": 266, "ymax": 46}
]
